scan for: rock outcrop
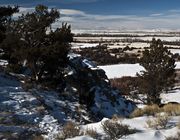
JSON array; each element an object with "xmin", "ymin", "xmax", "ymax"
[{"xmin": 66, "ymin": 53, "xmax": 136, "ymax": 119}]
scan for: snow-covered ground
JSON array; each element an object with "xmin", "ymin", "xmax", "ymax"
[
  {"xmin": 74, "ymin": 36, "xmax": 180, "ymax": 42},
  {"xmin": 0, "ymin": 72, "xmax": 63, "ymax": 139},
  {"xmin": 67, "ymin": 87, "xmax": 180, "ymax": 140},
  {"xmin": 67, "ymin": 116, "xmax": 180, "ymax": 140},
  {"xmin": 0, "ymin": 64, "xmax": 180, "ymax": 139},
  {"xmin": 99, "ymin": 62, "xmax": 180, "ymax": 79},
  {"xmin": 161, "ymin": 88, "xmax": 180, "ymax": 104},
  {"xmin": 0, "ymin": 71, "xmax": 92, "ymax": 139},
  {"xmin": 71, "ymin": 42, "xmax": 99, "ymax": 49},
  {"xmin": 99, "ymin": 64, "xmax": 144, "ymax": 78}
]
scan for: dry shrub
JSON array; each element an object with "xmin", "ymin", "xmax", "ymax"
[
  {"xmin": 131, "ymin": 104, "xmax": 160, "ymax": 117},
  {"xmin": 146, "ymin": 113, "xmax": 170, "ymax": 129},
  {"xmin": 101, "ymin": 120, "xmax": 135, "ymax": 140},
  {"xmin": 22, "ymin": 81, "xmax": 33, "ymax": 91},
  {"xmin": 110, "ymin": 76, "xmax": 139, "ymax": 95},
  {"xmin": 162, "ymin": 104, "xmax": 180, "ymax": 116},
  {"xmin": 57, "ymin": 122, "xmax": 81, "ymax": 140},
  {"xmin": 84, "ymin": 128, "xmax": 99, "ymax": 139},
  {"xmin": 177, "ymin": 119, "xmax": 180, "ymax": 129},
  {"xmin": 131, "ymin": 103, "xmax": 180, "ymax": 118},
  {"xmin": 166, "ymin": 132, "xmax": 180, "ymax": 140},
  {"xmin": 178, "ymin": 123, "xmax": 180, "ymax": 129},
  {"xmin": 111, "ymin": 114, "xmax": 124, "ymax": 121},
  {"xmin": 32, "ymin": 135, "xmax": 44, "ymax": 140}
]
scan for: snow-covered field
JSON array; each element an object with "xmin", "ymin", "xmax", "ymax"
[
  {"xmin": 99, "ymin": 62, "xmax": 180, "ymax": 79},
  {"xmin": 161, "ymin": 89, "xmax": 180, "ymax": 104},
  {"xmin": 74, "ymin": 36, "xmax": 180, "ymax": 42},
  {"xmin": 99, "ymin": 64, "xmax": 144, "ymax": 78},
  {"xmin": 67, "ymin": 116, "xmax": 180, "ymax": 140},
  {"xmin": 67, "ymin": 86, "xmax": 180, "ymax": 140},
  {"xmin": 71, "ymin": 42, "xmax": 99, "ymax": 49}
]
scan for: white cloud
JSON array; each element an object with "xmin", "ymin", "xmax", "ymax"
[
  {"xmin": 168, "ymin": 9, "xmax": 180, "ymax": 13},
  {"xmin": 150, "ymin": 13, "xmax": 163, "ymax": 17},
  {"xmin": 59, "ymin": 9, "xmax": 85, "ymax": 16},
  {"xmin": 55, "ymin": 0, "xmax": 98, "ymax": 4},
  {"xmin": 13, "ymin": 7, "xmax": 34, "ymax": 18},
  {"xmin": 13, "ymin": 7, "xmax": 180, "ymax": 30}
]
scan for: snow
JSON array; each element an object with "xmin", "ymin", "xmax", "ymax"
[
  {"xmin": 82, "ymin": 59, "xmax": 97, "ymax": 68},
  {"xmin": 67, "ymin": 116, "xmax": 180, "ymax": 140},
  {"xmin": 74, "ymin": 36, "xmax": 180, "ymax": 42},
  {"xmin": 0, "ymin": 51, "xmax": 180, "ymax": 139},
  {"xmin": 71, "ymin": 43, "xmax": 98, "ymax": 49},
  {"xmin": 98, "ymin": 63, "xmax": 144, "ymax": 79},
  {"xmin": 0, "ymin": 72, "xmax": 74, "ymax": 139},
  {"xmin": 99, "ymin": 62, "xmax": 180, "ymax": 79},
  {"xmin": 161, "ymin": 89, "xmax": 180, "ymax": 103},
  {"xmin": 169, "ymin": 49, "xmax": 180, "ymax": 54},
  {"xmin": 67, "ymin": 136, "xmax": 95, "ymax": 140},
  {"xmin": 92, "ymin": 89, "xmax": 130, "ymax": 117},
  {"xmin": 0, "ymin": 60, "xmax": 8, "ymax": 66}
]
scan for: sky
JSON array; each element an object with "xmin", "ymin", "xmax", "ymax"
[{"xmin": 1, "ymin": 0, "xmax": 180, "ymax": 31}]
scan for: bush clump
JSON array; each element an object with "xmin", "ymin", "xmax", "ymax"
[
  {"xmin": 131, "ymin": 104, "xmax": 160, "ymax": 117},
  {"xmin": 162, "ymin": 103, "xmax": 180, "ymax": 116},
  {"xmin": 146, "ymin": 113, "xmax": 170, "ymax": 129},
  {"xmin": 57, "ymin": 122, "xmax": 81, "ymax": 140},
  {"xmin": 166, "ymin": 132, "xmax": 180, "ymax": 140},
  {"xmin": 131, "ymin": 103, "xmax": 180, "ymax": 118},
  {"xmin": 101, "ymin": 120, "xmax": 135, "ymax": 140},
  {"xmin": 84, "ymin": 128, "xmax": 100, "ymax": 139}
]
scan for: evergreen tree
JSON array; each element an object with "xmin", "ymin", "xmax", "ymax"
[
  {"xmin": 137, "ymin": 38, "xmax": 176, "ymax": 105},
  {"xmin": 0, "ymin": 5, "xmax": 73, "ymax": 85},
  {"xmin": 0, "ymin": 6, "xmax": 18, "ymax": 43}
]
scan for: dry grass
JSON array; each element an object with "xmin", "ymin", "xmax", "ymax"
[
  {"xmin": 131, "ymin": 103, "xmax": 180, "ymax": 118},
  {"xmin": 84, "ymin": 128, "xmax": 99, "ymax": 139},
  {"xmin": 162, "ymin": 104, "xmax": 180, "ymax": 116},
  {"xmin": 146, "ymin": 113, "xmax": 170, "ymax": 129},
  {"xmin": 111, "ymin": 114, "xmax": 123, "ymax": 121},
  {"xmin": 56, "ymin": 122, "xmax": 81, "ymax": 140},
  {"xmin": 177, "ymin": 119, "xmax": 180, "ymax": 129},
  {"xmin": 32, "ymin": 135, "xmax": 44, "ymax": 140},
  {"xmin": 131, "ymin": 104, "xmax": 160, "ymax": 117},
  {"xmin": 166, "ymin": 132, "xmax": 180, "ymax": 140}
]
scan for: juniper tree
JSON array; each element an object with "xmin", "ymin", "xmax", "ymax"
[
  {"xmin": 1, "ymin": 5, "xmax": 73, "ymax": 82},
  {"xmin": 0, "ymin": 6, "xmax": 18, "ymax": 43},
  {"xmin": 137, "ymin": 38, "xmax": 176, "ymax": 105}
]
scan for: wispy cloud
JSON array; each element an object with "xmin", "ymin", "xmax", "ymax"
[
  {"xmin": 150, "ymin": 13, "xmax": 163, "ymax": 17},
  {"xmin": 59, "ymin": 9, "xmax": 85, "ymax": 16},
  {"xmin": 13, "ymin": 7, "xmax": 180, "ymax": 30},
  {"xmin": 42, "ymin": 0, "xmax": 101, "ymax": 5},
  {"xmin": 59, "ymin": 8, "xmax": 180, "ymax": 30},
  {"xmin": 168, "ymin": 9, "xmax": 180, "ymax": 13}
]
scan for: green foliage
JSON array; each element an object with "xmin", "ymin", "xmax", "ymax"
[
  {"xmin": 138, "ymin": 38, "xmax": 176, "ymax": 105},
  {"xmin": 0, "ymin": 6, "xmax": 18, "ymax": 43},
  {"xmin": 0, "ymin": 5, "xmax": 73, "ymax": 87}
]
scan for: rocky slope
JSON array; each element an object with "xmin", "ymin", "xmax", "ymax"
[{"xmin": 0, "ymin": 54, "xmax": 135, "ymax": 139}]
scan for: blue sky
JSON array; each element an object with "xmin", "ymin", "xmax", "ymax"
[{"xmin": 1, "ymin": 0, "xmax": 180, "ymax": 30}]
